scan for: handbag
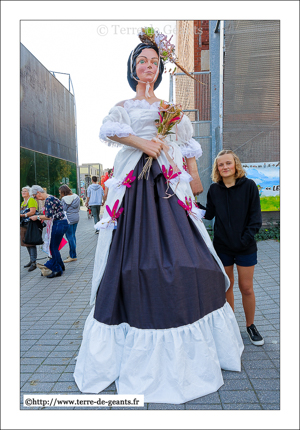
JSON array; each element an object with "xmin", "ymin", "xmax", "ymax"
[
  {"xmin": 24, "ymin": 220, "xmax": 44, "ymax": 245},
  {"xmin": 20, "ymin": 207, "xmax": 31, "ymax": 226}
]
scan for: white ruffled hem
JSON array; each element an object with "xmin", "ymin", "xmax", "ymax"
[
  {"xmin": 99, "ymin": 121, "xmax": 136, "ymax": 147},
  {"xmin": 73, "ymin": 302, "xmax": 244, "ymax": 404},
  {"xmin": 180, "ymin": 138, "xmax": 203, "ymax": 159}
]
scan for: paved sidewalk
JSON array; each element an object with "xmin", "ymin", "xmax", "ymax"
[{"xmin": 20, "ymin": 208, "xmax": 280, "ymax": 410}]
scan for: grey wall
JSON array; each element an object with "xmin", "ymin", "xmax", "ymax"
[{"xmin": 20, "ymin": 43, "xmax": 76, "ymax": 163}]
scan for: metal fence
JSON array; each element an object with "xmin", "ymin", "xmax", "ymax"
[
  {"xmin": 223, "ymin": 20, "xmax": 280, "ymax": 162},
  {"xmin": 170, "ymin": 71, "xmax": 213, "ymax": 219}
]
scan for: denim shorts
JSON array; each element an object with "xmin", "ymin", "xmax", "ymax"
[{"xmin": 217, "ymin": 251, "xmax": 257, "ymax": 267}]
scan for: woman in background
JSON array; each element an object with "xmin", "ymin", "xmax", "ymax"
[
  {"xmin": 29, "ymin": 185, "xmax": 69, "ymax": 278},
  {"xmin": 20, "ymin": 186, "xmax": 38, "ymax": 272},
  {"xmin": 59, "ymin": 185, "xmax": 80, "ymax": 263}
]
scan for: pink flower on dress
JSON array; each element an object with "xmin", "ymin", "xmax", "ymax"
[
  {"xmin": 106, "ymin": 200, "xmax": 124, "ymax": 223},
  {"xmin": 122, "ymin": 170, "xmax": 136, "ymax": 188},
  {"xmin": 182, "ymin": 157, "xmax": 188, "ymax": 172},
  {"xmin": 178, "ymin": 197, "xmax": 205, "ymax": 221},
  {"xmin": 178, "ymin": 196, "xmax": 193, "ymax": 214},
  {"xmin": 162, "ymin": 165, "xmax": 181, "ymax": 185}
]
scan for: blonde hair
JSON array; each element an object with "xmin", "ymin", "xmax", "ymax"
[{"xmin": 212, "ymin": 150, "xmax": 246, "ymax": 183}]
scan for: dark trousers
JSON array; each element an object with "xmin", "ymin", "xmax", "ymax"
[
  {"xmin": 26, "ymin": 246, "xmax": 37, "ymax": 262},
  {"xmin": 45, "ymin": 219, "xmax": 69, "ymax": 274},
  {"xmin": 90, "ymin": 205, "xmax": 101, "ymax": 224}
]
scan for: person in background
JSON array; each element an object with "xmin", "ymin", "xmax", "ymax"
[
  {"xmin": 59, "ymin": 185, "xmax": 80, "ymax": 263},
  {"xmin": 200, "ymin": 149, "xmax": 264, "ymax": 346},
  {"xmin": 103, "ymin": 168, "xmax": 113, "ymax": 205},
  {"xmin": 20, "ymin": 186, "xmax": 38, "ymax": 272},
  {"xmin": 85, "ymin": 176, "xmax": 104, "ymax": 233},
  {"xmin": 30, "ymin": 185, "xmax": 69, "ymax": 278}
]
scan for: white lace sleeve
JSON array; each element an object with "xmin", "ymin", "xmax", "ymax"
[
  {"xmin": 99, "ymin": 106, "xmax": 136, "ymax": 148},
  {"xmin": 176, "ymin": 114, "xmax": 202, "ymax": 159}
]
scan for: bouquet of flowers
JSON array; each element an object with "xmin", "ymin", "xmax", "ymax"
[{"xmin": 138, "ymin": 101, "xmax": 183, "ymax": 180}]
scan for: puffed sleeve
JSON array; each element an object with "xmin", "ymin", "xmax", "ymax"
[
  {"xmin": 176, "ymin": 114, "xmax": 203, "ymax": 159},
  {"xmin": 99, "ymin": 106, "xmax": 136, "ymax": 148}
]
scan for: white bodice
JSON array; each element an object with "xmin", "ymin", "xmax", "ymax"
[
  {"xmin": 99, "ymin": 99, "xmax": 202, "ymax": 160},
  {"xmin": 123, "ymin": 99, "xmax": 160, "ymax": 140}
]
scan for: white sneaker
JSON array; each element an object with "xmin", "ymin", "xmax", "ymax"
[{"xmin": 247, "ymin": 324, "xmax": 265, "ymax": 346}]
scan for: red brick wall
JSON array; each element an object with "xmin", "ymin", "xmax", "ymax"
[
  {"xmin": 194, "ymin": 21, "xmax": 210, "ymax": 120},
  {"xmin": 194, "ymin": 20, "xmax": 209, "ymax": 72}
]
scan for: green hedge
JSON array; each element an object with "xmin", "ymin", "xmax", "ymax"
[{"xmin": 206, "ymin": 219, "xmax": 280, "ymax": 242}]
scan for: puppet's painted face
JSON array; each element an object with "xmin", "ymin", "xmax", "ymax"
[{"xmin": 135, "ymin": 48, "xmax": 159, "ymax": 82}]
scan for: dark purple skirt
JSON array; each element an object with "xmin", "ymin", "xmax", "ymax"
[{"xmin": 94, "ymin": 155, "xmax": 225, "ymax": 330}]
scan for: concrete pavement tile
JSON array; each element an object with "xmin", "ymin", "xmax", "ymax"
[
  {"xmin": 242, "ymin": 360, "xmax": 275, "ymax": 370},
  {"xmin": 58, "ymin": 339, "xmax": 81, "ymax": 346},
  {"xmin": 64, "ymin": 364, "xmax": 76, "ymax": 373},
  {"xmin": 186, "ymin": 392, "xmax": 220, "ymax": 404},
  {"xmin": 245, "ymin": 368, "xmax": 279, "ymax": 379},
  {"xmin": 148, "ymin": 403, "xmax": 185, "ymax": 410},
  {"xmin": 271, "ymin": 359, "xmax": 280, "ymax": 368},
  {"xmin": 243, "ymin": 344, "xmax": 268, "ymax": 352},
  {"xmin": 22, "ymin": 350, "xmax": 50, "ymax": 359},
  {"xmin": 35, "ymin": 365, "xmax": 67, "ymax": 373},
  {"xmin": 20, "ymin": 373, "xmax": 32, "ymax": 383},
  {"xmin": 51, "ymin": 381, "xmax": 81, "ymax": 392},
  {"xmin": 21, "ymin": 357, "xmax": 46, "ymax": 365},
  {"xmin": 262, "ymin": 343, "xmax": 279, "ymax": 351},
  {"xmin": 261, "ymin": 309, "xmax": 280, "ymax": 316},
  {"xmin": 101, "ymin": 382, "xmax": 116, "ymax": 391},
  {"xmin": 48, "ymin": 350, "xmax": 76, "ymax": 358},
  {"xmin": 28, "ymin": 373, "xmax": 63, "ymax": 383},
  {"xmin": 27, "ymin": 344, "xmax": 56, "ymax": 352},
  {"xmin": 256, "ymin": 303, "xmax": 279, "ymax": 310},
  {"xmin": 21, "ymin": 382, "xmax": 56, "ymax": 393},
  {"xmin": 42, "ymin": 357, "xmax": 73, "ymax": 365},
  {"xmin": 222, "ymin": 370, "xmax": 248, "ymax": 379},
  {"xmin": 22, "ymin": 329, "xmax": 48, "ymax": 335},
  {"xmin": 53, "ymin": 345, "xmax": 79, "ymax": 353},
  {"xmin": 20, "ymin": 340, "xmax": 37, "ymax": 350},
  {"xmin": 20, "ymin": 364, "xmax": 40, "ymax": 373},
  {"xmin": 242, "ymin": 351, "xmax": 269, "ymax": 360},
  {"xmin": 219, "ymin": 390, "xmax": 259, "ymax": 404},
  {"xmin": 219, "ymin": 379, "xmax": 252, "ymax": 391},
  {"xmin": 261, "ymin": 403, "xmax": 280, "ymax": 410},
  {"xmin": 251, "ymin": 379, "xmax": 280, "ymax": 390},
  {"xmin": 58, "ymin": 373, "xmax": 76, "ymax": 382},
  {"xmin": 34, "ymin": 339, "xmax": 61, "ymax": 345},
  {"xmin": 265, "ymin": 351, "xmax": 280, "ymax": 360},
  {"xmin": 185, "ymin": 404, "xmax": 222, "ymax": 410},
  {"xmin": 256, "ymin": 390, "xmax": 280, "ymax": 404},
  {"xmin": 222, "ymin": 403, "xmax": 262, "ymax": 410},
  {"xmin": 263, "ymin": 336, "xmax": 279, "ymax": 344}
]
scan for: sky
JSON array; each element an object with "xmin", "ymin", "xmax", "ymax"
[
  {"xmin": 1, "ymin": 2, "xmax": 300, "ymax": 430},
  {"xmin": 21, "ymin": 20, "xmax": 176, "ymax": 169}
]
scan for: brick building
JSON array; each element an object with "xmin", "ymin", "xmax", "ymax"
[{"xmin": 174, "ymin": 20, "xmax": 280, "ymax": 222}]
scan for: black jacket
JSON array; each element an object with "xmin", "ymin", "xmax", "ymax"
[{"xmin": 200, "ymin": 177, "xmax": 262, "ymax": 256}]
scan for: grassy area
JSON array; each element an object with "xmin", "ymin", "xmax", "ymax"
[{"xmin": 260, "ymin": 195, "xmax": 280, "ymax": 212}]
